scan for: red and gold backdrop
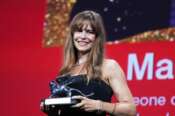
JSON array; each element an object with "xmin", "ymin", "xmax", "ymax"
[{"xmin": 0, "ymin": 0, "xmax": 175, "ymax": 116}]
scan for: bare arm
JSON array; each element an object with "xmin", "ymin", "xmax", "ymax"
[{"xmin": 101, "ymin": 59, "xmax": 136, "ymax": 116}]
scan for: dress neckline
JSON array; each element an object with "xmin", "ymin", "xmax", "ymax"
[
  {"xmin": 69, "ymin": 73, "xmax": 87, "ymax": 77},
  {"xmin": 68, "ymin": 74, "xmax": 112, "ymax": 90}
]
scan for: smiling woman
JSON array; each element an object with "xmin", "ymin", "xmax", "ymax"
[
  {"xmin": 41, "ymin": 10, "xmax": 136, "ymax": 116},
  {"xmin": 73, "ymin": 22, "xmax": 96, "ymax": 54},
  {"xmin": 61, "ymin": 10, "xmax": 106, "ymax": 79}
]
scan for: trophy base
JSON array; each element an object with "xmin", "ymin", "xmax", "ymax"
[{"xmin": 44, "ymin": 97, "xmax": 79, "ymax": 106}]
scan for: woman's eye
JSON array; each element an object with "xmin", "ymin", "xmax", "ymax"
[
  {"xmin": 86, "ymin": 30, "xmax": 95, "ymax": 34},
  {"xmin": 77, "ymin": 29, "xmax": 82, "ymax": 32},
  {"xmin": 75, "ymin": 29, "xmax": 95, "ymax": 34}
]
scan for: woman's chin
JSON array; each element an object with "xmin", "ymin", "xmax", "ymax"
[{"xmin": 76, "ymin": 48, "xmax": 91, "ymax": 53}]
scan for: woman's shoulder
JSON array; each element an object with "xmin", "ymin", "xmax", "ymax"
[
  {"xmin": 102, "ymin": 58, "xmax": 124, "ymax": 78},
  {"xmin": 103, "ymin": 59, "xmax": 120, "ymax": 69}
]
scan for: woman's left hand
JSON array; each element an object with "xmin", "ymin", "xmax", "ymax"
[{"xmin": 71, "ymin": 95, "xmax": 101, "ymax": 112}]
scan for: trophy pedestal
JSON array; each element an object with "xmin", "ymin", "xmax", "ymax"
[{"xmin": 43, "ymin": 97, "xmax": 79, "ymax": 106}]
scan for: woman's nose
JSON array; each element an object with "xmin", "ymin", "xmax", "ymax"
[{"xmin": 80, "ymin": 31, "xmax": 87, "ymax": 38}]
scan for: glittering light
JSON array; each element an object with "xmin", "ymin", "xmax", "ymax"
[
  {"xmin": 43, "ymin": 0, "xmax": 76, "ymax": 47},
  {"xmin": 116, "ymin": 17, "xmax": 122, "ymax": 22},
  {"xmin": 119, "ymin": 27, "xmax": 175, "ymax": 43},
  {"xmin": 104, "ymin": 7, "xmax": 108, "ymax": 12},
  {"xmin": 170, "ymin": 38, "xmax": 174, "ymax": 41},
  {"xmin": 114, "ymin": 40, "xmax": 119, "ymax": 44},
  {"xmin": 109, "ymin": 0, "xmax": 114, "ymax": 3},
  {"xmin": 107, "ymin": 28, "xmax": 175, "ymax": 44},
  {"xmin": 122, "ymin": 26, "xmax": 127, "ymax": 30}
]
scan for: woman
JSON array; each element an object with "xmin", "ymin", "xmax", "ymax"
[{"xmin": 43, "ymin": 10, "xmax": 136, "ymax": 116}]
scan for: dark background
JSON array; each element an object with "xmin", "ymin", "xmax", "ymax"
[{"xmin": 71, "ymin": 0, "xmax": 173, "ymax": 41}]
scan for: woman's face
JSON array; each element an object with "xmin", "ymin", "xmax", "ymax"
[{"xmin": 73, "ymin": 23, "xmax": 96, "ymax": 53}]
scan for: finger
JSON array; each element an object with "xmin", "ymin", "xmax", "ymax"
[
  {"xmin": 84, "ymin": 107, "xmax": 94, "ymax": 112},
  {"xmin": 72, "ymin": 96, "xmax": 85, "ymax": 100},
  {"xmin": 71, "ymin": 102, "xmax": 84, "ymax": 108},
  {"xmin": 72, "ymin": 95, "xmax": 84, "ymax": 99}
]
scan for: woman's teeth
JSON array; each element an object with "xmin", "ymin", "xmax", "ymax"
[{"xmin": 78, "ymin": 41, "xmax": 89, "ymax": 46}]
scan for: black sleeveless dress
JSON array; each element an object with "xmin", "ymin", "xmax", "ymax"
[{"xmin": 46, "ymin": 74, "xmax": 113, "ymax": 116}]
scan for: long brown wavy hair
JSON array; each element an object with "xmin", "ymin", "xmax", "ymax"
[{"xmin": 59, "ymin": 10, "xmax": 106, "ymax": 81}]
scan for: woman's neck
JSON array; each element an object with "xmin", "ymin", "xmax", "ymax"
[{"xmin": 77, "ymin": 52, "xmax": 89, "ymax": 65}]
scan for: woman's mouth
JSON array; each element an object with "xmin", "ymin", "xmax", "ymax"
[{"xmin": 77, "ymin": 41, "xmax": 89, "ymax": 46}]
